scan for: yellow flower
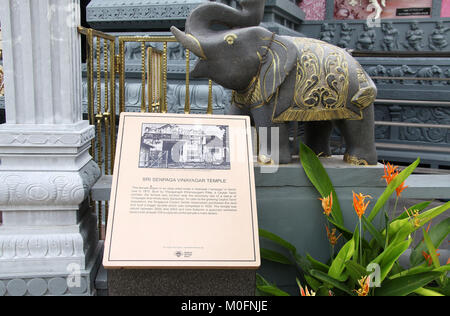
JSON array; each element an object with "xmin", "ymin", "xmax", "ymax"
[
  {"xmin": 354, "ymin": 276, "xmax": 371, "ymax": 296},
  {"xmin": 319, "ymin": 193, "xmax": 333, "ymax": 217},
  {"xmin": 353, "ymin": 192, "xmax": 372, "ymax": 219},
  {"xmin": 406, "ymin": 208, "xmax": 420, "ymax": 228}
]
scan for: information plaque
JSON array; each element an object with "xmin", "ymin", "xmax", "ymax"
[{"xmin": 103, "ymin": 113, "xmax": 260, "ymax": 269}]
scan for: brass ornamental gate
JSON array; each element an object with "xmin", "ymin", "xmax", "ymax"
[{"xmin": 77, "ymin": 27, "xmax": 214, "ymax": 238}]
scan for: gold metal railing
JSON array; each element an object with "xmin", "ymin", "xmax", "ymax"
[
  {"xmin": 0, "ymin": 25, "xmax": 4, "ymax": 97},
  {"xmin": 79, "ymin": 27, "xmax": 215, "ymax": 239},
  {"xmin": 79, "ymin": 26, "xmax": 116, "ymax": 239}
]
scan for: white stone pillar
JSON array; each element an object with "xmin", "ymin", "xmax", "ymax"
[{"xmin": 0, "ymin": 0, "xmax": 101, "ymax": 296}]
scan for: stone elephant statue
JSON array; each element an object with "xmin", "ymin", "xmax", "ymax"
[{"xmin": 171, "ymin": 0, "xmax": 378, "ymax": 165}]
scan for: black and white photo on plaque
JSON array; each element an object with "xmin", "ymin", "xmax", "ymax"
[{"xmin": 139, "ymin": 123, "xmax": 231, "ymax": 170}]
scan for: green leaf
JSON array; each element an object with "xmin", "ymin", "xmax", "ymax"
[
  {"xmin": 417, "ymin": 201, "xmax": 450, "ymax": 226},
  {"xmin": 259, "ymin": 229, "xmax": 297, "ymax": 254},
  {"xmin": 410, "ymin": 217, "xmax": 450, "ymax": 266},
  {"xmin": 375, "ymin": 272, "xmax": 442, "ymax": 296},
  {"xmin": 368, "ymin": 158, "xmax": 420, "ymax": 223},
  {"xmin": 309, "ymin": 269, "xmax": 354, "ymax": 295},
  {"xmin": 260, "ymin": 248, "xmax": 292, "ymax": 265},
  {"xmin": 299, "ymin": 143, "xmax": 344, "ymax": 226},
  {"xmin": 388, "ymin": 202, "xmax": 450, "ymax": 246},
  {"xmin": 362, "ymin": 216, "xmax": 385, "ymax": 249},
  {"xmin": 422, "ymin": 228, "xmax": 440, "ymax": 269},
  {"xmin": 328, "ymin": 238, "xmax": 355, "ymax": 282},
  {"xmin": 413, "ymin": 287, "xmax": 445, "ymax": 297},
  {"xmin": 433, "ymin": 265, "xmax": 450, "ymax": 273},
  {"xmin": 389, "ymin": 264, "xmax": 434, "ymax": 280},
  {"xmin": 371, "ymin": 239, "xmax": 412, "ymax": 282},
  {"xmin": 304, "ymin": 275, "xmax": 322, "ymax": 292},
  {"xmin": 306, "ymin": 253, "xmax": 330, "ymax": 273},
  {"xmin": 256, "ymin": 274, "xmax": 271, "ymax": 286},
  {"xmin": 257, "ymin": 285, "xmax": 291, "ymax": 296},
  {"xmin": 255, "ymin": 274, "xmax": 291, "ymax": 296},
  {"xmin": 294, "ymin": 254, "xmax": 314, "ymax": 274},
  {"xmin": 345, "ymin": 260, "xmax": 368, "ymax": 284}
]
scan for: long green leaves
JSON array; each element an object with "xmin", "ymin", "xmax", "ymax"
[
  {"xmin": 300, "ymin": 143, "xmax": 344, "ymax": 226},
  {"xmin": 375, "ymin": 272, "xmax": 443, "ymax": 296}
]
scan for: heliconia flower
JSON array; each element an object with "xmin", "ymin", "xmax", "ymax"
[
  {"xmin": 382, "ymin": 162, "xmax": 399, "ymax": 185},
  {"xmin": 395, "ymin": 181, "xmax": 408, "ymax": 197},
  {"xmin": 325, "ymin": 225, "xmax": 342, "ymax": 246},
  {"xmin": 422, "ymin": 250, "xmax": 441, "ymax": 266},
  {"xmin": 354, "ymin": 276, "xmax": 371, "ymax": 297},
  {"xmin": 300, "ymin": 285, "xmax": 316, "ymax": 297},
  {"xmin": 447, "ymin": 257, "xmax": 450, "ymax": 265},
  {"xmin": 382, "ymin": 162, "xmax": 409, "ymax": 197},
  {"xmin": 319, "ymin": 193, "xmax": 333, "ymax": 217},
  {"xmin": 353, "ymin": 192, "xmax": 372, "ymax": 219}
]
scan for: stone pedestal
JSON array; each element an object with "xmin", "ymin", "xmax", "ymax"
[
  {"xmin": 0, "ymin": 0, "xmax": 101, "ymax": 296},
  {"xmin": 107, "ymin": 269, "xmax": 256, "ymax": 296}
]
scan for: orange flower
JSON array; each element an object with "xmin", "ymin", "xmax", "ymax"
[
  {"xmin": 382, "ymin": 162, "xmax": 399, "ymax": 185},
  {"xmin": 300, "ymin": 285, "xmax": 316, "ymax": 297},
  {"xmin": 319, "ymin": 193, "xmax": 333, "ymax": 217},
  {"xmin": 325, "ymin": 225, "xmax": 342, "ymax": 246},
  {"xmin": 354, "ymin": 276, "xmax": 371, "ymax": 296},
  {"xmin": 353, "ymin": 192, "xmax": 372, "ymax": 219},
  {"xmin": 422, "ymin": 250, "xmax": 440, "ymax": 266},
  {"xmin": 382, "ymin": 162, "xmax": 408, "ymax": 197},
  {"xmin": 395, "ymin": 181, "xmax": 408, "ymax": 197},
  {"xmin": 446, "ymin": 257, "xmax": 450, "ymax": 265}
]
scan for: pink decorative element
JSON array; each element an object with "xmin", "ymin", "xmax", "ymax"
[
  {"xmin": 442, "ymin": 0, "xmax": 450, "ymax": 17},
  {"xmin": 299, "ymin": 0, "xmax": 326, "ymax": 21},
  {"xmin": 334, "ymin": 0, "xmax": 433, "ymax": 20}
]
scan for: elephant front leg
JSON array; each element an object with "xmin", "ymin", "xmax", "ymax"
[
  {"xmin": 303, "ymin": 121, "xmax": 333, "ymax": 157},
  {"xmin": 335, "ymin": 105, "xmax": 378, "ymax": 166},
  {"xmin": 251, "ymin": 107, "xmax": 292, "ymax": 164}
]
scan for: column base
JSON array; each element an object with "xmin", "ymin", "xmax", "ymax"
[{"xmin": 0, "ymin": 242, "xmax": 103, "ymax": 296}]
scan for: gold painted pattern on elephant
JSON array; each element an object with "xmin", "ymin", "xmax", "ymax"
[
  {"xmin": 352, "ymin": 68, "xmax": 376, "ymax": 110},
  {"xmin": 293, "ymin": 38, "xmax": 349, "ymax": 111}
]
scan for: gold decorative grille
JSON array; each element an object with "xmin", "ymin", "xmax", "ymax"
[
  {"xmin": 78, "ymin": 27, "xmax": 214, "ymax": 239},
  {"xmin": 0, "ymin": 23, "xmax": 4, "ymax": 97}
]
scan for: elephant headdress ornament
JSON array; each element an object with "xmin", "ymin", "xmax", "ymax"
[{"xmin": 171, "ymin": 0, "xmax": 378, "ymax": 165}]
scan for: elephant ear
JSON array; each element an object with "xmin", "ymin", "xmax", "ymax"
[{"xmin": 258, "ymin": 36, "xmax": 297, "ymax": 102}]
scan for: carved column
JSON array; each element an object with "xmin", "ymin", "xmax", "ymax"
[{"xmin": 0, "ymin": 0, "xmax": 101, "ymax": 296}]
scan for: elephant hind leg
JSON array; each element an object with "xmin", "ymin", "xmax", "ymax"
[
  {"xmin": 303, "ymin": 121, "xmax": 333, "ymax": 157},
  {"xmin": 334, "ymin": 105, "xmax": 378, "ymax": 166}
]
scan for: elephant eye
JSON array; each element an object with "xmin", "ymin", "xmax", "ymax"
[{"xmin": 224, "ymin": 34, "xmax": 238, "ymax": 46}]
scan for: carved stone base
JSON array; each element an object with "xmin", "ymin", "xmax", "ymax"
[
  {"xmin": 0, "ymin": 242, "xmax": 102, "ymax": 296},
  {"xmin": 0, "ymin": 121, "xmax": 101, "ymax": 296},
  {"xmin": 0, "ymin": 207, "xmax": 98, "ymax": 274}
]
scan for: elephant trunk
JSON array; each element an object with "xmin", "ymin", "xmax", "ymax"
[
  {"xmin": 171, "ymin": 26, "xmax": 207, "ymax": 60},
  {"xmin": 186, "ymin": 0, "xmax": 265, "ymax": 37}
]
